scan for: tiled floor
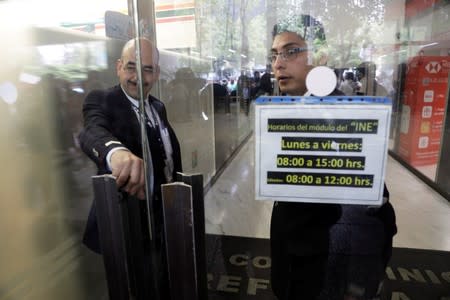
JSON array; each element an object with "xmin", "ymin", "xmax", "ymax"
[{"xmin": 205, "ymin": 134, "xmax": 450, "ymax": 251}]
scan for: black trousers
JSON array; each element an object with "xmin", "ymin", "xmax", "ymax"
[{"xmin": 270, "ymin": 202, "xmax": 340, "ymax": 299}]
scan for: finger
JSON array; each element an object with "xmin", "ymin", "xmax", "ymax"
[
  {"xmin": 124, "ymin": 159, "xmax": 144, "ymax": 195},
  {"xmin": 131, "ymin": 167, "xmax": 146, "ymax": 200},
  {"xmin": 111, "ymin": 162, "xmax": 121, "ymax": 178},
  {"xmin": 137, "ymin": 187, "xmax": 146, "ymax": 200},
  {"xmin": 115, "ymin": 163, "xmax": 131, "ymax": 188},
  {"xmin": 138, "ymin": 162, "xmax": 145, "ymax": 187}
]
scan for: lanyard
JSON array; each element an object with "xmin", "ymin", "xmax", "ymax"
[
  {"xmin": 131, "ymin": 102, "xmax": 159, "ymax": 129},
  {"xmin": 131, "ymin": 103, "xmax": 167, "ymax": 159},
  {"xmin": 130, "ymin": 102, "xmax": 173, "ymax": 182}
]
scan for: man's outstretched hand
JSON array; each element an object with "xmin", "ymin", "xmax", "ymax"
[{"xmin": 110, "ymin": 149, "xmax": 146, "ymax": 200}]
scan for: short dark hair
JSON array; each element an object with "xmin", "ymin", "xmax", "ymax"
[{"xmin": 272, "ymin": 14, "xmax": 326, "ymax": 44}]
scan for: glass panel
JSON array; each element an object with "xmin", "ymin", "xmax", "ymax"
[
  {"xmin": 390, "ymin": 1, "xmax": 450, "ymax": 183},
  {"xmin": 0, "ymin": 0, "xmax": 126, "ymax": 298},
  {"xmin": 158, "ymin": 49, "xmax": 217, "ymax": 181},
  {"xmin": 154, "ymin": 0, "xmax": 253, "ymax": 178}
]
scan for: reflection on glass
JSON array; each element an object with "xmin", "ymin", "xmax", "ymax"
[{"xmin": 0, "ymin": 2, "xmax": 116, "ymax": 299}]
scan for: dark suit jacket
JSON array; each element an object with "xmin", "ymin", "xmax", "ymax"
[{"xmin": 79, "ymin": 85, "xmax": 182, "ymax": 253}]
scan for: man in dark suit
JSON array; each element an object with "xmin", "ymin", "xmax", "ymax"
[{"xmin": 79, "ymin": 38, "xmax": 182, "ymax": 296}]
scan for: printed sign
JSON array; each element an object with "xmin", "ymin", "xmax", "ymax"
[{"xmin": 255, "ymin": 96, "xmax": 392, "ymax": 205}]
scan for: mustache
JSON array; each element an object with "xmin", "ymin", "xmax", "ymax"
[{"xmin": 128, "ymin": 80, "xmax": 149, "ymax": 87}]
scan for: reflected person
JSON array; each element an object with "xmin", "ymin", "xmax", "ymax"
[
  {"xmin": 268, "ymin": 15, "xmax": 397, "ymax": 300},
  {"xmin": 79, "ymin": 38, "xmax": 182, "ymax": 298}
]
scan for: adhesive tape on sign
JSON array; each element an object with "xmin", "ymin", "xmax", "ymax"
[{"xmin": 306, "ymin": 66, "xmax": 337, "ymax": 96}]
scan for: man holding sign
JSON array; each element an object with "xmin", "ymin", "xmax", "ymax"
[{"xmin": 268, "ymin": 15, "xmax": 397, "ymax": 299}]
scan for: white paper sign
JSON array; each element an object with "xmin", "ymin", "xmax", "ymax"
[{"xmin": 255, "ymin": 96, "xmax": 392, "ymax": 205}]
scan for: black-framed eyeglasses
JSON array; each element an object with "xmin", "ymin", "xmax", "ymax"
[{"xmin": 268, "ymin": 47, "xmax": 309, "ymax": 63}]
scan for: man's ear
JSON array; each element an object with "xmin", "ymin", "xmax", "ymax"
[
  {"xmin": 154, "ymin": 65, "xmax": 161, "ymax": 79},
  {"xmin": 116, "ymin": 59, "xmax": 122, "ymax": 75}
]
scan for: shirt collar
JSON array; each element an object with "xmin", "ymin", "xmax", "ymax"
[{"xmin": 120, "ymin": 85, "xmax": 145, "ymax": 107}]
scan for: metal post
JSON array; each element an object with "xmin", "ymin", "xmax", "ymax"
[
  {"xmin": 176, "ymin": 173, "xmax": 208, "ymax": 300},
  {"xmin": 161, "ymin": 172, "xmax": 208, "ymax": 299},
  {"xmin": 91, "ymin": 175, "xmax": 131, "ymax": 300},
  {"xmin": 436, "ymin": 76, "xmax": 450, "ymax": 197},
  {"xmin": 161, "ymin": 182, "xmax": 198, "ymax": 299},
  {"xmin": 92, "ymin": 175, "xmax": 157, "ymax": 300}
]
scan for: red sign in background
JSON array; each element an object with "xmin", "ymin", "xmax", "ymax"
[
  {"xmin": 405, "ymin": 0, "xmax": 438, "ymax": 19},
  {"xmin": 398, "ymin": 56, "xmax": 449, "ymax": 166}
]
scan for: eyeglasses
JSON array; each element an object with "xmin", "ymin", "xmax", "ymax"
[
  {"xmin": 122, "ymin": 61, "xmax": 156, "ymax": 75},
  {"xmin": 268, "ymin": 47, "xmax": 309, "ymax": 63}
]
